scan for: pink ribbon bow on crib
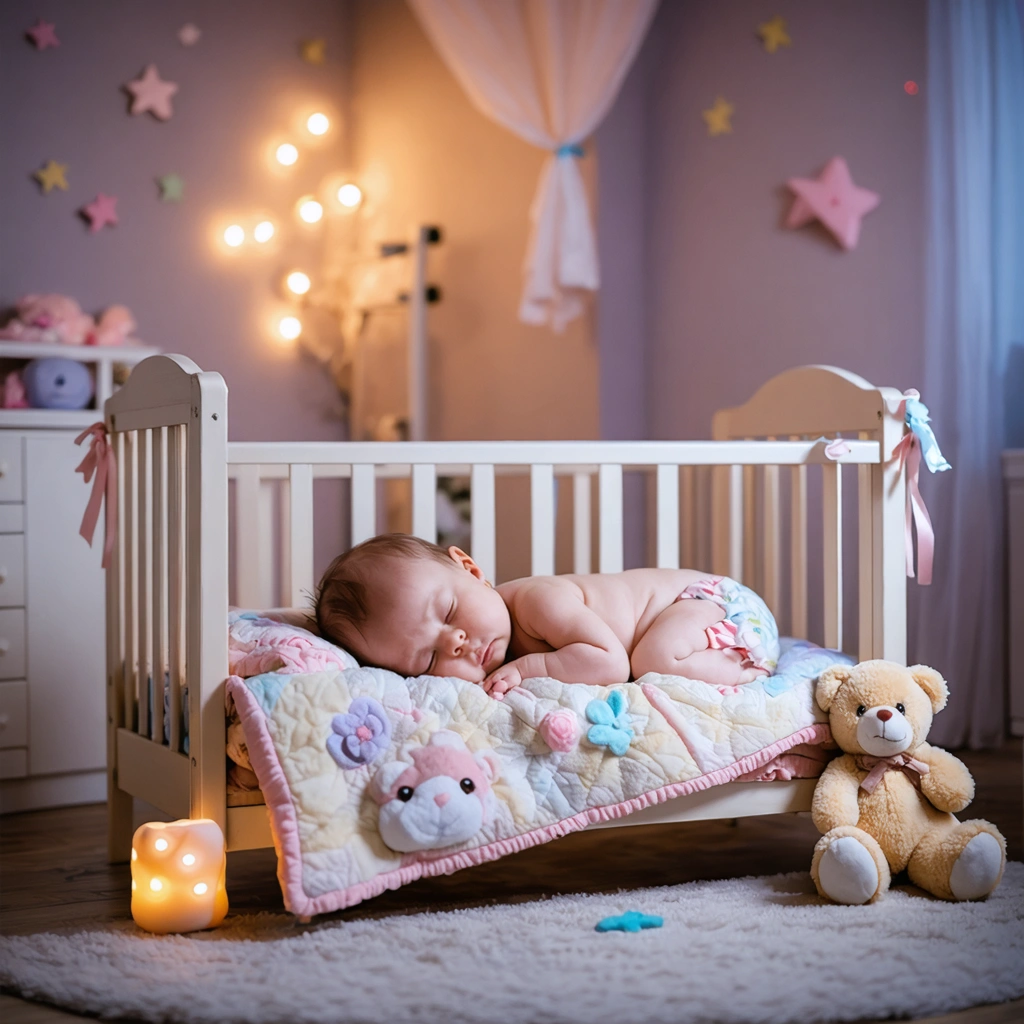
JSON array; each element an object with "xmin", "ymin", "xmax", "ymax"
[
  {"xmin": 74, "ymin": 422, "xmax": 117, "ymax": 570},
  {"xmin": 890, "ymin": 389, "xmax": 935, "ymax": 586},
  {"xmin": 854, "ymin": 752, "xmax": 930, "ymax": 794}
]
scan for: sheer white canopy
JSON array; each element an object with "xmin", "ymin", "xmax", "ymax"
[{"xmin": 408, "ymin": 0, "xmax": 659, "ymax": 330}]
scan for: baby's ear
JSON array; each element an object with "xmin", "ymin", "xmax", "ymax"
[
  {"xmin": 448, "ymin": 546, "xmax": 485, "ymax": 581},
  {"xmin": 816, "ymin": 665, "xmax": 853, "ymax": 712},
  {"xmin": 909, "ymin": 665, "xmax": 948, "ymax": 712}
]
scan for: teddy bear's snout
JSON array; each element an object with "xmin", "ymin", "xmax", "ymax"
[
  {"xmin": 876, "ymin": 709, "xmax": 892, "ymax": 722},
  {"xmin": 856, "ymin": 705, "xmax": 913, "ymax": 756}
]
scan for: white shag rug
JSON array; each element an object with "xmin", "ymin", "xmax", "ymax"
[{"xmin": 2, "ymin": 864, "xmax": 1023, "ymax": 1024}]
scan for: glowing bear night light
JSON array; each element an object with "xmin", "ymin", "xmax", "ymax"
[{"xmin": 130, "ymin": 819, "xmax": 228, "ymax": 934}]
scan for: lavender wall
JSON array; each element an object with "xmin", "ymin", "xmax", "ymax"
[{"xmin": 1, "ymin": 0, "xmax": 350, "ymax": 445}]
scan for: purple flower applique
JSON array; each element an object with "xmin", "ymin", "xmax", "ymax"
[{"xmin": 327, "ymin": 697, "xmax": 392, "ymax": 769}]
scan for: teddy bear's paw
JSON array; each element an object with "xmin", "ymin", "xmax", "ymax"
[
  {"xmin": 949, "ymin": 832, "xmax": 1004, "ymax": 901},
  {"xmin": 818, "ymin": 836, "xmax": 880, "ymax": 905}
]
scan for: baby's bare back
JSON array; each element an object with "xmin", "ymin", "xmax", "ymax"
[{"xmin": 497, "ymin": 567, "xmax": 709, "ymax": 657}]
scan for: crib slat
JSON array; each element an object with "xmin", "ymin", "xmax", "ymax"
[
  {"xmin": 257, "ymin": 478, "xmax": 275, "ymax": 609},
  {"xmin": 762, "ymin": 462, "xmax": 780, "ymax": 618},
  {"xmin": 151, "ymin": 427, "xmax": 165, "ymax": 746},
  {"xmin": 167, "ymin": 425, "xmax": 183, "ymax": 754},
  {"xmin": 573, "ymin": 472, "xmax": 591, "ymax": 574},
  {"xmin": 530, "ymin": 464, "xmax": 555, "ymax": 576},
  {"xmin": 123, "ymin": 432, "xmax": 136, "ymax": 730},
  {"xmin": 288, "ymin": 464, "xmax": 314, "ymax": 607},
  {"xmin": 790, "ymin": 459, "xmax": 808, "ymax": 638},
  {"xmin": 598, "ymin": 464, "xmax": 623, "ymax": 573},
  {"xmin": 350, "ymin": 464, "xmax": 376, "ymax": 546},
  {"xmin": 656, "ymin": 465, "xmax": 679, "ymax": 569},
  {"xmin": 108, "ymin": 431, "xmax": 124, "ymax": 731},
  {"xmin": 680, "ymin": 465, "xmax": 696, "ymax": 567},
  {"xmin": 743, "ymin": 463, "xmax": 757, "ymax": 587},
  {"xmin": 857, "ymin": 438, "xmax": 874, "ymax": 662},
  {"xmin": 471, "ymin": 464, "xmax": 496, "ymax": 583},
  {"xmin": 235, "ymin": 464, "xmax": 260, "ymax": 607},
  {"xmin": 729, "ymin": 464, "xmax": 743, "ymax": 582},
  {"xmin": 136, "ymin": 430, "xmax": 150, "ymax": 738},
  {"xmin": 411, "ymin": 463, "xmax": 436, "ymax": 541},
  {"xmin": 822, "ymin": 461, "xmax": 843, "ymax": 650}
]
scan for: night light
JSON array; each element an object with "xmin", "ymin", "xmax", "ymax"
[
  {"xmin": 286, "ymin": 271, "xmax": 311, "ymax": 295},
  {"xmin": 337, "ymin": 183, "xmax": 363, "ymax": 208},
  {"xmin": 130, "ymin": 819, "xmax": 228, "ymax": 934},
  {"xmin": 224, "ymin": 224, "xmax": 245, "ymax": 247},
  {"xmin": 307, "ymin": 112, "xmax": 330, "ymax": 136},
  {"xmin": 279, "ymin": 316, "xmax": 303, "ymax": 341},
  {"xmin": 297, "ymin": 197, "xmax": 323, "ymax": 223},
  {"xmin": 276, "ymin": 143, "xmax": 299, "ymax": 166},
  {"xmin": 254, "ymin": 220, "xmax": 275, "ymax": 243}
]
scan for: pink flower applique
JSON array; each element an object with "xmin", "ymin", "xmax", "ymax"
[{"xmin": 539, "ymin": 708, "xmax": 579, "ymax": 753}]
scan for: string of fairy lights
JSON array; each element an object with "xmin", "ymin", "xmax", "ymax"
[{"xmin": 218, "ymin": 110, "xmax": 363, "ymax": 343}]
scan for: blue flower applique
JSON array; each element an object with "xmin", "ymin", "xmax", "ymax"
[
  {"xmin": 595, "ymin": 910, "xmax": 663, "ymax": 933},
  {"xmin": 327, "ymin": 697, "xmax": 392, "ymax": 769},
  {"xmin": 585, "ymin": 690, "xmax": 634, "ymax": 755}
]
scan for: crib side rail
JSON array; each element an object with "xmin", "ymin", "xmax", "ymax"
[
  {"xmin": 226, "ymin": 437, "xmax": 881, "ymax": 648},
  {"xmin": 104, "ymin": 355, "xmax": 229, "ymax": 857}
]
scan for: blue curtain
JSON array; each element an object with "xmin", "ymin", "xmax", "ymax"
[{"xmin": 917, "ymin": 0, "xmax": 1024, "ymax": 747}]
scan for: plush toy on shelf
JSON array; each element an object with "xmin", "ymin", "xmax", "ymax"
[
  {"xmin": 0, "ymin": 293, "xmax": 137, "ymax": 346},
  {"xmin": 810, "ymin": 660, "xmax": 1006, "ymax": 905}
]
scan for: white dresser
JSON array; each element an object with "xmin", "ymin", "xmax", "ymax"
[{"xmin": 0, "ymin": 343, "xmax": 155, "ymax": 811}]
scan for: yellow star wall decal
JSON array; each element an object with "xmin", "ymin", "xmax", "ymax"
[
  {"xmin": 301, "ymin": 38, "xmax": 326, "ymax": 65},
  {"xmin": 702, "ymin": 97, "xmax": 734, "ymax": 137},
  {"xmin": 758, "ymin": 15, "xmax": 791, "ymax": 54},
  {"xmin": 33, "ymin": 160, "xmax": 69, "ymax": 193}
]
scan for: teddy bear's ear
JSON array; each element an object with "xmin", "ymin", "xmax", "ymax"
[
  {"xmin": 815, "ymin": 664, "xmax": 853, "ymax": 711},
  {"xmin": 475, "ymin": 748, "xmax": 501, "ymax": 784},
  {"xmin": 909, "ymin": 665, "xmax": 948, "ymax": 712},
  {"xmin": 370, "ymin": 760, "xmax": 409, "ymax": 804}
]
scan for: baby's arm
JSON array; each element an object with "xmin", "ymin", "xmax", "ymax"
[{"xmin": 484, "ymin": 582, "xmax": 630, "ymax": 695}]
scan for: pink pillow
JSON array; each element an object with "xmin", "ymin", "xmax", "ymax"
[{"xmin": 228, "ymin": 610, "xmax": 358, "ymax": 678}]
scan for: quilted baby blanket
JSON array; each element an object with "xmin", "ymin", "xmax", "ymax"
[{"xmin": 227, "ymin": 637, "xmax": 851, "ymax": 917}]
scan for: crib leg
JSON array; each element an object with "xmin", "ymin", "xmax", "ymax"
[{"xmin": 108, "ymin": 784, "xmax": 134, "ymax": 863}]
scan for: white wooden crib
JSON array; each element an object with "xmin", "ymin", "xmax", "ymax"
[{"xmin": 102, "ymin": 355, "xmax": 909, "ymax": 861}]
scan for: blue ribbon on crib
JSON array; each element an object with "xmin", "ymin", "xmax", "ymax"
[
  {"xmin": 556, "ymin": 143, "xmax": 584, "ymax": 159},
  {"xmin": 890, "ymin": 390, "xmax": 951, "ymax": 586}
]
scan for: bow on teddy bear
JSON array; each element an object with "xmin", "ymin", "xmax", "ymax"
[{"xmin": 810, "ymin": 660, "xmax": 1006, "ymax": 905}]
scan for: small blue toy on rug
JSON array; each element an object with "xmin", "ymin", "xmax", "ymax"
[{"xmin": 595, "ymin": 911, "xmax": 663, "ymax": 933}]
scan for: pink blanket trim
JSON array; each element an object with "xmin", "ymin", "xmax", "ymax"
[{"xmin": 227, "ymin": 676, "xmax": 831, "ymax": 917}]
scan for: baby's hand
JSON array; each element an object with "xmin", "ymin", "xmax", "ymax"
[{"xmin": 482, "ymin": 662, "xmax": 523, "ymax": 700}]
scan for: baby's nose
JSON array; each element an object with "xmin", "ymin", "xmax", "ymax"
[{"xmin": 876, "ymin": 709, "xmax": 892, "ymax": 722}]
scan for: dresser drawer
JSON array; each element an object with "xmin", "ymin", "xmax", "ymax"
[
  {"xmin": 0, "ymin": 534, "xmax": 25, "ymax": 607},
  {"xmin": 0, "ymin": 436, "xmax": 23, "ymax": 503},
  {"xmin": 0, "ymin": 609, "xmax": 26, "ymax": 679},
  {"xmin": 0, "ymin": 680, "xmax": 26, "ymax": 748},
  {"xmin": 0, "ymin": 505, "xmax": 24, "ymax": 533}
]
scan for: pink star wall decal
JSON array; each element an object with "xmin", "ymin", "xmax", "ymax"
[
  {"xmin": 26, "ymin": 19, "xmax": 60, "ymax": 50},
  {"xmin": 125, "ymin": 65, "xmax": 178, "ymax": 120},
  {"xmin": 82, "ymin": 194, "xmax": 119, "ymax": 233},
  {"xmin": 785, "ymin": 157, "xmax": 880, "ymax": 250}
]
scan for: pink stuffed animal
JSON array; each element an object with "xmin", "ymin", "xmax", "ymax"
[
  {"xmin": 371, "ymin": 731, "xmax": 501, "ymax": 853},
  {"xmin": 0, "ymin": 294, "xmax": 137, "ymax": 347},
  {"xmin": 0, "ymin": 294, "xmax": 94, "ymax": 345}
]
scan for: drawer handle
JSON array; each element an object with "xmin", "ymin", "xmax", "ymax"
[
  {"xmin": 0, "ymin": 461, "xmax": 6, "ymax": 479},
  {"xmin": 0, "ymin": 568, "xmax": 6, "ymax": 584},
  {"xmin": 0, "ymin": 640, "xmax": 8, "ymax": 655},
  {"xmin": 0, "ymin": 713, "xmax": 8, "ymax": 729}
]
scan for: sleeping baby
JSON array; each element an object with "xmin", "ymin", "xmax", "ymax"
[{"xmin": 315, "ymin": 534, "xmax": 779, "ymax": 698}]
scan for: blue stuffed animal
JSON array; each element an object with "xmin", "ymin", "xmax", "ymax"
[{"xmin": 22, "ymin": 358, "xmax": 94, "ymax": 410}]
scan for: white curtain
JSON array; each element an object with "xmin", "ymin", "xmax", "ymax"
[
  {"xmin": 916, "ymin": 0, "xmax": 1024, "ymax": 747},
  {"xmin": 408, "ymin": 0, "xmax": 659, "ymax": 330}
]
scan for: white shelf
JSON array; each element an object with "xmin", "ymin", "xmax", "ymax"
[
  {"xmin": 0, "ymin": 409, "xmax": 106, "ymax": 430},
  {"xmin": 0, "ymin": 342, "xmax": 157, "ymax": 363}
]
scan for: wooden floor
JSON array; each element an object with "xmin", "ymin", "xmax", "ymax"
[{"xmin": 2, "ymin": 740, "xmax": 1021, "ymax": 1024}]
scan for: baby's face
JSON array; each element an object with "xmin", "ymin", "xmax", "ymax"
[{"xmin": 357, "ymin": 549, "xmax": 511, "ymax": 683}]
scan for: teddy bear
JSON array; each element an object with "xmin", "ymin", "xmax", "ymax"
[
  {"xmin": 370, "ymin": 730, "xmax": 501, "ymax": 853},
  {"xmin": 810, "ymin": 660, "xmax": 1006, "ymax": 905},
  {"xmin": 0, "ymin": 294, "xmax": 136, "ymax": 346}
]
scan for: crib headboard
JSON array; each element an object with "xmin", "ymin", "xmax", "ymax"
[{"xmin": 102, "ymin": 357, "xmax": 908, "ymax": 836}]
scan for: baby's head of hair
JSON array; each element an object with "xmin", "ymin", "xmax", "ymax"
[{"xmin": 314, "ymin": 533, "xmax": 454, "ymax": 658}]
